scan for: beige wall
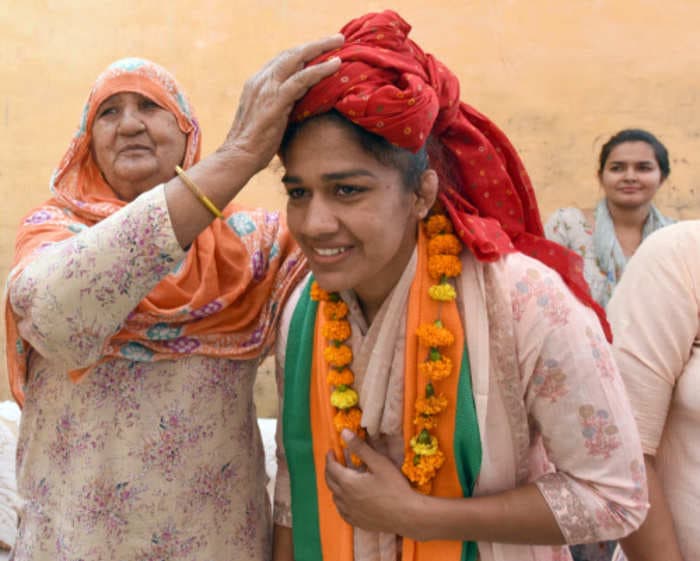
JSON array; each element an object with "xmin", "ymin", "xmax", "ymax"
[{"xmin": 2, "ymin": 0, "xmax": 700, "ymax": 399}]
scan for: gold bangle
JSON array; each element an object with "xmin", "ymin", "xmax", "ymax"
[{"xmin": 174, "ymin": 165, "xmax": 224, "ymax": 220}]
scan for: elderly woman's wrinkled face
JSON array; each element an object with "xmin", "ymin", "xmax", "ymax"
[{"xmin": 91, "ymin": 92, "xmax": 186, "ymax": 201}]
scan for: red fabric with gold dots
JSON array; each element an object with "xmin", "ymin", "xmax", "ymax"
[{"xmin": 294, "ymin": 10, "xmax": 610, "ymax": 340}]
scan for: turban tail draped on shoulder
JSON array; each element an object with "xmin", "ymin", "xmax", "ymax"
[
  {"xmin": 6, "ymin": 58, "xmax": 304, "ymax": 405},
  {"xmin": 293, "ymin": 10, "xmax": 609, "ymax": 340}
]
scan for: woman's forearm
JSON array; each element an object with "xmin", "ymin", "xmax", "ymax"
[
  {"xmin": 404, "ymin": 483, "xmax": 564, "ymax": 544},
  {"xmin": 618, "ymin": 455, "xmax": 683, "ymax": 561}
]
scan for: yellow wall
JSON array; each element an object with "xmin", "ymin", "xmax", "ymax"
[{"xmin": 2, "ymin": 0, "xmax": 700, "ymax": 398}]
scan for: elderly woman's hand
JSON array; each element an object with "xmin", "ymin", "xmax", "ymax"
[{"xmin": 219, "ymin": 34, "xmax": 343, "ymax": 176}]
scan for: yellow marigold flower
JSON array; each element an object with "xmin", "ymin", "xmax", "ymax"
[
  {"xmin": 410, "ymin": 436, "xmax": 438, "ymax": 456},
  {"xmin": 428, "ymin": 254, "xmax": 462, "ymax": 280},
  {"xmin": 323, "ymin": 301, "xmax": 349, "ymax": 321},
  {"xmin": 416, "ymin": 323, "xmax": 455, "ymax": 348},
  {"xmin": 322, "ymin": 320, "xmax": 351, "ymax": 342},
  {"xmin": 333, "ymin": 407, "xmax": 363, "ymax": 433},
  {"xmin": 324, "ymin": 344, "xmax": 353, "ymax": 368},
  {"xmin": 428, "ymin": 283, "xmax": 457, "ymax": 302},
  {"xmin": 415, "ymin": 394, "xmax": 448, "ymax": 415},
  {"xmin": 327, "ymin": 368, "xmax": 355, "ymax": 387},
  {"xmin": 331, "ymin": 387, "xmax": 359, "ymax": 409},
  {"xmin": 414, "ymin": 414, "xmax": 439, "ymax": 431},
  {"xmin": 418, "ymin": 356, "xmax": 452, "ymax": 381},
  {"xmin": 428, "ymin": 234, "xmax": 462, "ymax": 256},
  {"xmin": 310, "ymin": 282, "xmax": 332, "ymax": 301},
  {"xmin": 425, "ymin": 214, "xmax": 453, "ymax": 237}
]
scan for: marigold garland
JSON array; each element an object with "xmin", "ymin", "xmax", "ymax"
[
  {"xmin": 428, "ymin": 233, "xmax": 462, "ymax": 256},
  {"xmin": 322, "ymin": 301, "xmax": 349, "ymax": 321},
  {"xmin": 428, "ymin": 283, "xmax": 457, "ymax": 301},
  {"xmin": 425, "ymin": 214, "xmax": 453, "ymax": 237},
  {"xmin": 428, "ymin": 254, "xmax": 462, "ymax": 280},
  {"xmin": 322, "ymin": 320, "xmax": 352, "ymax": 341},
  {"xmin": 400, "ymin": 208, "xmax": 463, "ymax": 494},
  {"xmin": 323, "ymin": 345, "xmax": 353, "ymax": 368},
  {"xmin": 416, "ymin": 322, "xmax": 455, "ymax": 348},
  {"xmin": 327, "ymin": 368, "xmax": 354, "ymax": 386},
  {"xmin": 311, "ymin": 282, "xmax": 365, "ymax": 467}
]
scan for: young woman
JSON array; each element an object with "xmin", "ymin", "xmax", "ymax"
[
  {"xmin": 272, "ymin": 11, "xmax": 647, "ymax": 561},
  {"xmin": 545, "ymin": 129, "xmax": 675, "ymax": 309}
]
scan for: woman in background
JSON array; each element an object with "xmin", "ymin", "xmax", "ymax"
[{"xmin": 545, "ymin": 129, "xmax": 675, "ymax": 309}]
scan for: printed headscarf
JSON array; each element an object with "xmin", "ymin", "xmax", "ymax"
[
  {"xmin": 6, "ymin": 58, "xmax": 304, "ymax": 404},
  {"xmin": 293, "ymin": 10, "xmax": 610, "ymax": 339}
]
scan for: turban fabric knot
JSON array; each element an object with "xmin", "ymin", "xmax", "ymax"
[{"xmin": 293, "ymin": 10, "xmax": 611, "ymax": 340}]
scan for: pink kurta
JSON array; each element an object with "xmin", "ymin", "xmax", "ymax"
[
  {"xmin": 275, "ymin": 248, "xmax": 647, "ymax": 561},
  {"xmin": 608, "ymin": 220, "xmax": 700, "ymax": 561},
  {"xmin": 8, "ymin": 186, "xmax": 297, "ymax": 561}
]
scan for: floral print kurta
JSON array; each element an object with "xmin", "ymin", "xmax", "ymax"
[
  {"xmin": 274, "ymin": 249, "xmax": 647, "ymax": 561},
  {"xmin": 8, "ymin": 187, "xmax": 282, "ymax": 561}
]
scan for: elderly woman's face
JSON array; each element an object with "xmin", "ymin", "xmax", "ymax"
[{"xmin": 91, "ymin": 92, "xmax": 186, "ymax": 201}]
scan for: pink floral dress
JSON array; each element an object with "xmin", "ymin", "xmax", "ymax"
[{"xmin": 8, "ymin": 187, "xmax": 289, "ymax": 561}]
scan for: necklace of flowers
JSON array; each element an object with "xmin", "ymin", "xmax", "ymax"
[{"xmin": 310, "ymin": 209, "xmax": 463, "ymax": 491}]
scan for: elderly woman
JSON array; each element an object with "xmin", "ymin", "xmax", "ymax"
[
  {"xmin": 4, "ymin": 37, "xmax": 343, "ymax": 560},
  {"xmin": 545, "ymin": 129, "xmax": 675, "ymax": 309},
  {"xmin": 271, "ymin": 11, "xmax": 648, "ymax": 561},
  {"xmin": 607, "ymin": 221, "xmax": 699, "ymax": 561}
]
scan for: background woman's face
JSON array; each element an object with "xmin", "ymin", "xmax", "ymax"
[
  {"xmin": 282, "ymin": 119, "xmax": 423, "ymax": 306},
  {"xmin": 599, "ymin": 141, "xmax": 664, "ymax": 210},
  {"xmin": 91, "ymin": 92, "xmax": 186, "ymax": 201}
]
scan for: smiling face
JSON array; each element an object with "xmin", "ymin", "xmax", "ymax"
[
  {"xmin": 91, "ymin": 92, "xmax": 187, "ymax": 201},
  {"xmin": 598, "ymin": 141, "xmax": 664, "ymax": 210},
  {"xmin": 282, "ymin": 117, "xmax": 437, "ymax": 316}
]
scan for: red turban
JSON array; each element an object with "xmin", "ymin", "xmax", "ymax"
[{"xmin": 293, "ymin": 10, "xmax": 610, "ymax": 340}]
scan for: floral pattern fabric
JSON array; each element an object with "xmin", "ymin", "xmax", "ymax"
[
  {"xmin": 8, "ymin": 188, "xmax": 284, "ymax": 561},
  {"xmin": 274, "ymin": 249, "xmax": 647, "ymax": 561},
  {"xmin": 544, "ymin": 208, "xmax": 609, "ymax": 307}
]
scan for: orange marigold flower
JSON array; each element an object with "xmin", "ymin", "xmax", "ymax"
[
  {"xmin": 415, "ymin": 394, "xmax": 448, "ymax": 415},
  {"xmin": 415, "ymin": 481, "xmax": 433, "ymax": 494},
  {"xmin": 333, "ymin": 407, "xmax": 363, "ymax": 433},
  {"xmin": 310, "ymin": 282, "xmax": 332, "ymax": 301},
  {"xmin": 416, "ymin": 323, "xmax": 455, "ymax": 348},
  {"xmin": 428, "ymin": 254, "xmax": 462, "ymax": 280},
  {"xmin": 424, "ymin": 214, "xmax": 453, "ymax": 237},
  {"xmin": 327, "ymin": 368, "xmax": 355, "ymax": 387},
  {"xmin": 428, "ymin": 234, "xmax": 462, "ymax": 256},
  {"xmin": 322, "ymin": 320, "xmax": 351, "ymax": 342},
  {"xmin": 401, "ymin": 449, "xmax": 445, "ymax": 490},
  {"xmin": 322, "ymin": 301, "xmax": 349, "ymax": 321},
  {"xmin": 418, "ymin": 356, "xmax": 452, "ymax": 381},
  {"xmin": 324, "ymin": 344, "xmax": 353, "ymax": 368},
  {"xmin": 414, "ymin": 414, "xmax": 439, "ymax": 431}
]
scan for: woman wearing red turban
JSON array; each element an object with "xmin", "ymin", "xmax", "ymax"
[{"xmin": 272, "ymin": 11, "xmax": 648, "ymax": 561}]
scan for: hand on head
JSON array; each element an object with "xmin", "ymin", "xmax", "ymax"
[
  {"xmin": 219, "ymin": 34, "xmax": 344, "ymax": 177},
  {"xmin": 324, "ymin": 429, "xmax": 418, "ymax": 536}
]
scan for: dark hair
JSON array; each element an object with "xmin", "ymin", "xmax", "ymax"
[
  {"xmin": 280, "ymin": 110, "xmax": 429, "ymax": 191},
  {"xmin": 598, "ymin": 129, "xmax": 670, "ymax": 180}
]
